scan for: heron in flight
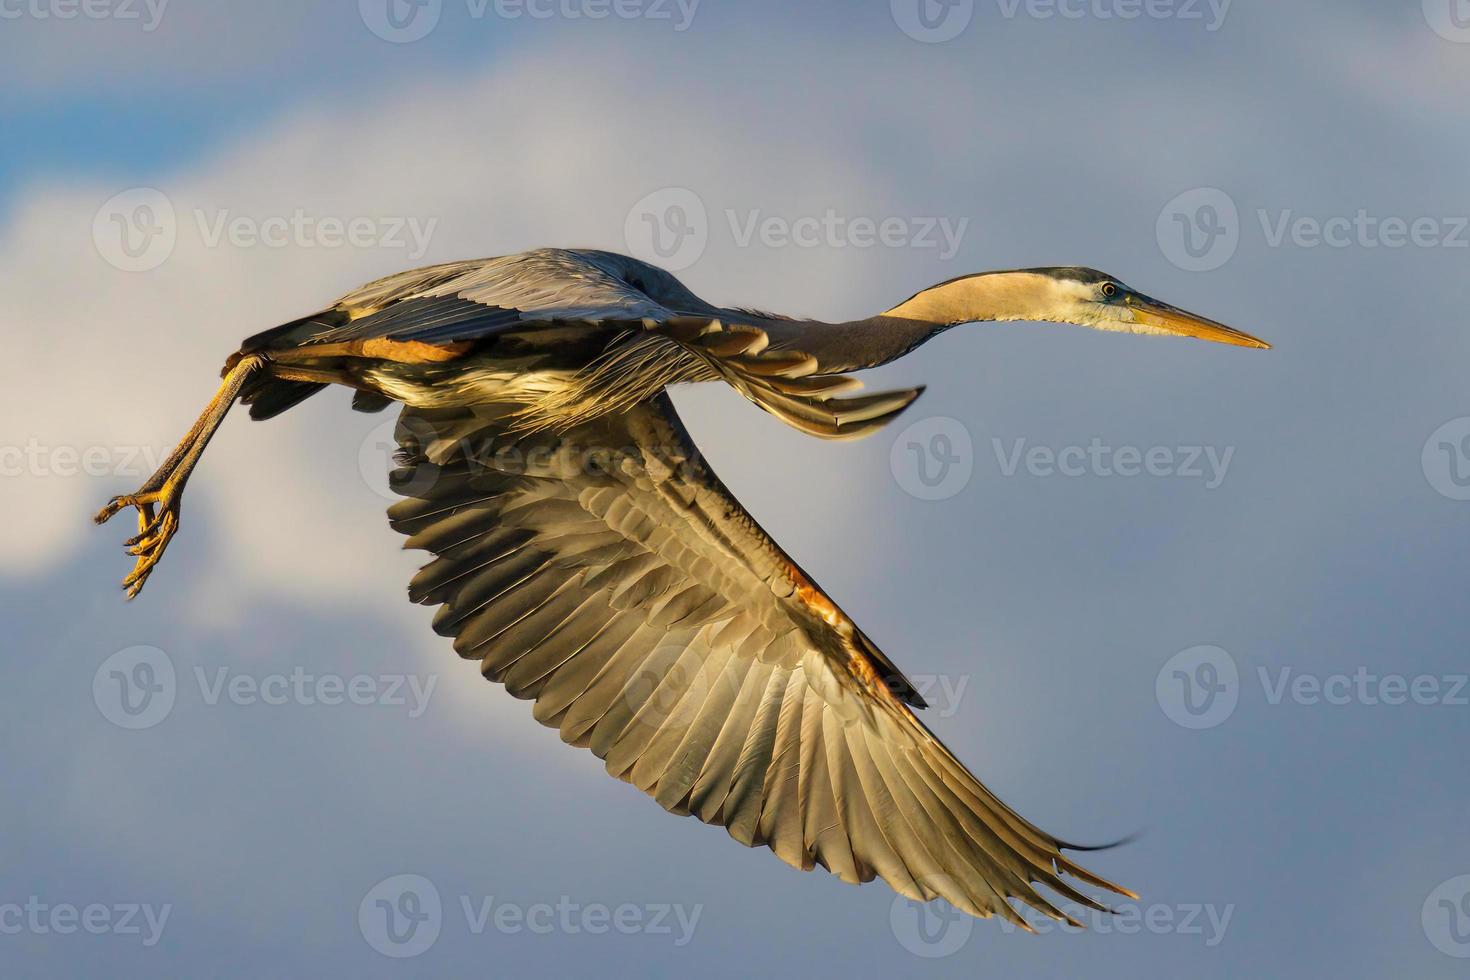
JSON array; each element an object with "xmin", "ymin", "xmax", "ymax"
[{"xmin": 96, "ymin": 248, "xmax": 1267, "ymax": 927}]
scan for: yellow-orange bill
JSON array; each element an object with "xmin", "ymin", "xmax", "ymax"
[{"xmin": 1129, "ymin": 298, "xmax": 1271, "ymax": 349}]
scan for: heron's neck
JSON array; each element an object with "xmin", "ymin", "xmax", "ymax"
[
  {"xmin": 806, "ymin": 271, "xmax": 1065, "ymax": 372},
  {"xmin": 883, "ymin": 271, "xmax": 1065, "ymax": 327}
]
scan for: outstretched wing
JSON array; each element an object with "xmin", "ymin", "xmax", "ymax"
[{"xmin": 388, "ymin": 394, "xmax": 1133, "ymax": 925}]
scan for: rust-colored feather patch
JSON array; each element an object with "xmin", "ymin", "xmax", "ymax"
[{"xmin": 275, "ymin": 338, "xmax": 474, "ymax": 364}]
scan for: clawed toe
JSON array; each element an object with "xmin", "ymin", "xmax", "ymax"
[
  {"xmin": 124, "ymin": 504, "xmax": 170, "ymax": 547},
  {"xmin": 97, "ymin": 489, "xmax": 182, "ymax": 598},
  {"xmin": 93, "ymin": 494, "xmax": 135, "ymax": 526},
  {"xmin": 126, "ymin": 511, "xmax": 176, "ymax": 555}
]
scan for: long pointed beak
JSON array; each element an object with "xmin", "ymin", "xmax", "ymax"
[{"xmin": 1125, "ymin": 295, "xmax": 1271, "ymax": 349}]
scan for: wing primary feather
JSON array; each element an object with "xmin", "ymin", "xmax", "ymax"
[{"xmin": 382, "ymin": 386, "xmax": 1133, "ymax": 925}]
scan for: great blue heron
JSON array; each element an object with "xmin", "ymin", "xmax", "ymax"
[{"xmin": 95, "ymin": 248, "xmax": 1267, "ymax": 927}]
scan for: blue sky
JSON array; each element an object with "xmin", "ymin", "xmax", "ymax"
[{"xmin": 4, "ymin": 1, "xmax": 1470, "ymax": 976}]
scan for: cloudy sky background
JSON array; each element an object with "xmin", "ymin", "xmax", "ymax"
[{"xmin": 4, "ymin": 1, "xmax": 1470, "ymax": 975}]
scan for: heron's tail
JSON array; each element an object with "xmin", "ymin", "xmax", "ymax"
[{"xmin": 213, "ymin": 313, "xmax": 336, "ymax": 421}]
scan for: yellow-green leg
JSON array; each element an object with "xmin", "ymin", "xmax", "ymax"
[{"xmin": 95, "ymin": 354, "xmax": 266, "ymax": 598}]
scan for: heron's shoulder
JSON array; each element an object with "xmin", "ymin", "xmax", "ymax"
[
  {"xmin": 555, "ymin": 249, "xmax": 717, "ymax": 312},
  {"xmin": 416, "ymin": 248, "xmax": 694, "ymax": 295}
]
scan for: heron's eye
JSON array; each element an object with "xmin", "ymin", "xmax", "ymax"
[{"xmin": 1101, "ymin": 282, "xmax": 1118, "ymax": 298}]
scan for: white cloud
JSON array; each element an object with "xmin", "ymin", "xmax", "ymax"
[{"xmin": 0, "ymin": 39, "xmax": 956, "ymax": 615}]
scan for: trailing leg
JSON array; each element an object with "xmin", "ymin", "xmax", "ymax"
[{"xmin": 94, "ymin": 354, "xmax": 267, "ymax": 597}]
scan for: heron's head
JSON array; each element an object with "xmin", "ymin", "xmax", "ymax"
[{"xmin": 888, "ymin": 267, "xmax": 1270, "ymax": 349}]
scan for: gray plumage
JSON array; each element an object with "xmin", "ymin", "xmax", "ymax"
[{"xmin": 99, "ymin": 246, "xmax": 1271, "ymax": 925}]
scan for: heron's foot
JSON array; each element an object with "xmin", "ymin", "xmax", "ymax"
[{"xmin": 94, "ymin": 485, "xmax": 183, "ymax": 599}]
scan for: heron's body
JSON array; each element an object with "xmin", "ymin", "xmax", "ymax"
[
  {"xmin": 96, "ymin": 247, "xmax": 1267, "ymax": 928},
  {"xmin": 230, "ymin": 249, "xmax": 943, "ymax": 434}
]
